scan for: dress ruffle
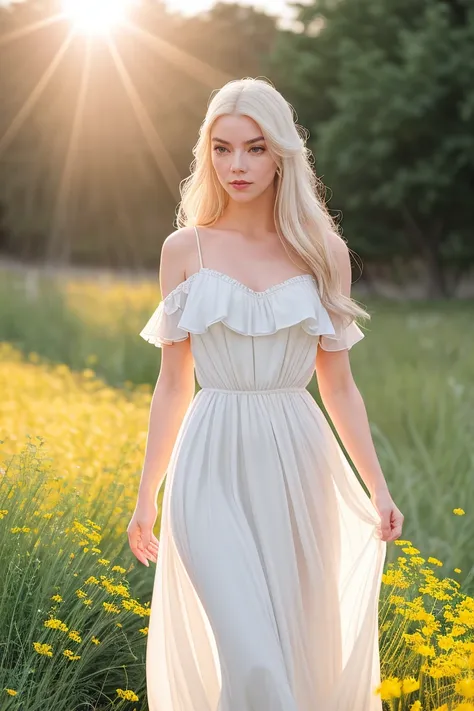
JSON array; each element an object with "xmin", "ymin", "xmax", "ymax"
[{"xmin": 139, "ymin": 268, "xmax": 365, "ymax": 351}]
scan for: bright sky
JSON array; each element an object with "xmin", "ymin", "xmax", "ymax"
[{"xmin": 163, "ymin": 0, "xmax": 310, "ymax": 28}]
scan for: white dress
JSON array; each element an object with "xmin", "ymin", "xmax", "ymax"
[{"xmin": 140, "ymin": 229, "xmax": 387, "ymax": 711}]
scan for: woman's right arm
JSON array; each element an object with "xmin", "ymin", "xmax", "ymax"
[{"xmin": 127, "ymin": 230, "xmax": 197, "ymax": 567}]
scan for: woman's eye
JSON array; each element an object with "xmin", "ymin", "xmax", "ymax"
[
  {"xmin": 250, "ymin": 146, "xmax": 265, "ymax": 153},
  {"xmin": 214, "ymin": 146, "xmax": 228, "ymax": 154}
]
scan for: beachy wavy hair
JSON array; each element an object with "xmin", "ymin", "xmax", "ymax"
[{"xmin": 176, "ymin": 77, "xmax": 369, "ymax": 328}]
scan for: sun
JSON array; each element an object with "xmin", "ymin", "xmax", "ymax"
[{"xmin": 62, "ymin": 0, "xmax": 133, "ymax": 34}]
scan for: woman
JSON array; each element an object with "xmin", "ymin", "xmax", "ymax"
[{"xmin": 127, "ymin": 77, "xmax": 403, "ymax": 711}]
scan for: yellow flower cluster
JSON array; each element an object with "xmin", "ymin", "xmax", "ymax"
[
  {"xmin": 0, "ymin": 344, "xmax": 155, "ymax": 543},
  {"xmin": 116, "ymin": 688, "xmax": 139, "ymax": 702}
]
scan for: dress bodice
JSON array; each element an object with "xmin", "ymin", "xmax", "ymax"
[{"xmin": 139, "ymin": 268, "xmax": 365, "ymax": 392}]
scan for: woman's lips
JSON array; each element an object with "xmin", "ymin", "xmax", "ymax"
[{"xmin": 230, "ymin": 181, "xmax": 252, "ymax": 190}]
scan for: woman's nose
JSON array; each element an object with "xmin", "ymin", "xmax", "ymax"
[{"xmin": 231, "ymin": 151, "xmax": 247, "ymax": 172}]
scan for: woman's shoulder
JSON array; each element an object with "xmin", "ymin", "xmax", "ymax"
[
  {"xmin": 161, "ymin": 226, "xmax": 197, "ymax": 258},
  {"xmin": 159, "ymin": 227, "xmax": 199, "ymax": 300}
]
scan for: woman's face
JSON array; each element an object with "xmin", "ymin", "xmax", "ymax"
[{"xmin": 210, "ymin": 114, "xmax": 278, "ymax": 202}]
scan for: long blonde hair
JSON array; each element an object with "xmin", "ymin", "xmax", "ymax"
[{"xmin": 176, "ymin": 77, "xmax": 369, "ymax": 328}]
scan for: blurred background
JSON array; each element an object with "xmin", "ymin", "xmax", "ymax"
[
  {"xmin": 0, "ymin": 0, "xmax": 473, "ymax": 294},
  {"xmin": 0, "ymin": 3, "xmax": 474, "ymax": 707}
]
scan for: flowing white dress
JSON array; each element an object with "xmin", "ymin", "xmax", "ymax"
[{"xmin": 140, "ymin": 236, "xmax": 387, "ymax": 711}]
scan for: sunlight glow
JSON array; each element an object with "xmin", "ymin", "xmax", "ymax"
[{"xmin": 62, "ymin": 0, "xmax": 133, "ymax": 34}]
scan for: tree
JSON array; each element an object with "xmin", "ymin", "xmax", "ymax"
[{"xmin": 268, "ymin": 0, "xmax": 474, "ymax": 296}]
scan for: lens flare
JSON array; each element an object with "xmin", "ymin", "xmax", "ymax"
[{"xmin": 62, "ymin": 0, "xmax": 132, "ymax": 34}]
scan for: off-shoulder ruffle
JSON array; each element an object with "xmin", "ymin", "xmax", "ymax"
[
  {"xmin": 318, "ymin": 320, "xmax": 365, "ymax": 351},
  {"xmin": 139, "ymin": 268, "xmax": 365, "ymax": 350}
]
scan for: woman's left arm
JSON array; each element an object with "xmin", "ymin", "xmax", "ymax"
[{"xmin": 315, "ymin": 236, "xmax": 404, "ymax": 542}]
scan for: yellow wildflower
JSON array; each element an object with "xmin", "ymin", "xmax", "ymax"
[
  {"xmin": 375, "ymin": 677, "xmax": 401, "ymax": 700},
  {"xmin": 44, "ymin": 619, "xmax": 68, "ymax": 633},
  {"xmin": 116, "ymin": 689, "xmax": 139, "ymax": 702},
  {"xmin": 456, "ymin": 679, "xmax": 474, "ymax": 698},
  {"xmin": 103, "ymin": 602, "xmax": 121, "ymax": 614},
  {"xmin": 33, "ymin": 642, "xmax": 53, "ymax": 657}
]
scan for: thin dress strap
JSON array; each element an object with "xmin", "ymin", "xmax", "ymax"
[{"xmin": 194, "ymin": 226, "xmax": 204, "ymax": 269}]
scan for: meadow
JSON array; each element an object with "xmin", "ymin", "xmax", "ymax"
[{"xmin": 0, "ymin": 268, "xmax": 473, "ymax": 710}]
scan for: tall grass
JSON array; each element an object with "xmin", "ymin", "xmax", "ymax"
[{"xmin": 0, "ymin": 439, "xmax": 150, "ymax": 710}]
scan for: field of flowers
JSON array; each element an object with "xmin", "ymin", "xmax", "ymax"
[{"xmin": 0, "ymin": 269, "xmax": 473, "ymax": 710}]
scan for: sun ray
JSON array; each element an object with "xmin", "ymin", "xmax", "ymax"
[
  {"xmin": 0, "ymin": 30, "xmax": 74, "ymax": 159},
  {"xmin": 124, "ymin": 22, "xmax": 232, "ymax": 89},
  {"xmin": 48, "ymin": 39, "xmax": 92, "ymax": 263},
  {"xmin": 0, "ymin": 14, "xmax": 64, "ymax": 48},
  {"xmin": 105, "ymin": 35, "xmax": 181, "ymax": 199}
]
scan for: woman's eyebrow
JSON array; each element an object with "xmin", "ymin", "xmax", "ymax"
[{"xmin": 211, "ymin": 136, "xmax": 265, "ymax": 145}]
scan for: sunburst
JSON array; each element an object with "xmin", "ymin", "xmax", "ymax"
[{"xmin": 62, "ymin": 0, "xmax": 133, "ymax": 35}]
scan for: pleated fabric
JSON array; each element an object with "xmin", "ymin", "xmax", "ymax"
[{"xmin": 140, "ymin": 268, "xmax": 386, "ymax": 711}]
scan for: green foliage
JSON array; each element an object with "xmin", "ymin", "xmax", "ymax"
[{"xmin": 268, "ymin": 0, "xmax": 474, "ymax": 296}]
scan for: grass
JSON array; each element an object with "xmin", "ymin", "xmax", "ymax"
[{"xmin": 0, "ymin": 268, "xmax": 473, "ymax": 709}]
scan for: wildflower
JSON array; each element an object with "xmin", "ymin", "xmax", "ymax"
[
  {"xmin": 410, "ymin": 702, "xmax": 422, "ymax": 711},
  {"xmin": 427, "ymin": 557, "xmax": 443, "ymax": 567},
  {"xmin": 453, "ymin": 508, "xmax": 465, "ymax": 516},
  {"xmin": 33, "ymin": 642, "xmax": 53, "ymax": 657},
  {"xmin": 375, "ymin": 677, "xmax": 401, "ymax": 699},
  {"xmin": 4, "ymin": 689, "xmax": 17, "ymax": 696},
  {"xmin": 455, "ymin": 678, "xmax": 474, "ymax": 698},
  {"xmin": 382, "ymin": 569, "xmax": 410, "ymax": 588},
  {"xmin": 91, "ymin": 637, "xmax": 101, "ymax": 645},
  {"xmin": 85, "ymin": 519, "xmax": 101, "ymax": 531},
  {"xmin": 50, "ymin": 594, "xmax": 63, "ymax": 603},
  {"xmin": 63, "ymin": 650, "xmax": 81, "ymax": 661},
  {"xmin": 112, "ymin": 565, "xmax": 126, "ymax": 574},
  {"xmin": 116, "ymin": 689, "xmax": 139, "ymax": 702},
  {"xmin": 68, "ymin": 630, "xmax": 82, "ymax": 643},
  {"xmin": 84, "ymin": 576, "xmax": 99, "ymax": 585},
  {"xmin": 98, "ymin": 558, "xmax": 110, "ymax": 566},
  {"xmin": 139, "ymin": 627, "xmax": 148, "ymax": 635},
  {"xmin": 416, "ymin": 644, "xmax": 436, "ymax": 657},
  {"xmin": 455, "ymin": 568, "xmax": 462, "ymax": 574},
  {"xmin": 44, "ymin": 618, "xmax": 68, "ymax": 633},
  {"xmin": 103, "ymin": 602, "xmax": 121, "ymax": 614}
]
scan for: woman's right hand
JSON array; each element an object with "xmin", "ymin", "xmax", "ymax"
[{"xmin": 127, "ymin": 500, "xmax": 160, "ymax": 567}]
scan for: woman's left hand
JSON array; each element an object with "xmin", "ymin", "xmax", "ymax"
[{"xmin": 371, "ymin": 489, "xmax": 404, "ymax": 542}]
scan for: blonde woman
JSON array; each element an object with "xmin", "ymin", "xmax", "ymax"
[{"xmin": 128, "ymin": 77, "xmax": 403, "ymax": 711}]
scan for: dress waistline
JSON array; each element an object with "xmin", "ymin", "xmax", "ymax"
[{"xmin": 199, "ymin": 387, "xmax": 307, "ymax": 395}]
